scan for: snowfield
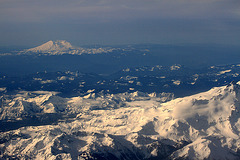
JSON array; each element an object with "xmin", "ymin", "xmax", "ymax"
[{"xmin": 1, "ymin": 83, "xmax": 240, "ymax": 159}]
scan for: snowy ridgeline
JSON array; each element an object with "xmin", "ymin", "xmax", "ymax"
[
  {"xmin": 1, "ymin": 83, "xmax": 240, "ymax": 159},
  {"xmin": 0, "ymin": 91, "xmax": 173, "ymax": 121}
]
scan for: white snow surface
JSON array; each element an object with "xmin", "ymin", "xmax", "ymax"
[
  {"xmin": 172, "ymin": 80, "xmax": 181, "ymax": 85},
  {"xmin": 1, "ymin": 83, "xmax": 240, "ymax": 159},
  {"xmin": 0, "ymin": 87, "xmax": 6, "ymax": 92},
  {"xmin": 170, "ymin": 64, "xmax": 181, "ymax": 70},
  {"xmin": 217, "ymin": 69, "xmax": 232, "ymax": 75}
]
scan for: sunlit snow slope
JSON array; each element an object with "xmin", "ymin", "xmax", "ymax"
[
  {"xmin": 27, "ymin": 40, "xmax": 73, "ymax": 53},
  {"xmin": 1, "ymin": 83, "xmax": 240, "ymax": 159}
]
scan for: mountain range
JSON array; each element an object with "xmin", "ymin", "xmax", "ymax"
[
  {"xmin": 1, "ymin": 40, "xmax": 240, "ymax": 159},
  {"xmin": 1, "ymin": 41, "xmax": 240, "ymax": 77},
  {"xmin": 1, "ymin": 63, "xmax": 240, "ymax": 98},
  {"xmin": 1, "ymin": 82, "xmax": 240, "ymax": 159}
]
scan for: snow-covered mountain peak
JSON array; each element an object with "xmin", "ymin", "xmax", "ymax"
[
  {"xmin": 18, "ymin": 40, "xmax": 121, "ymax": 55},
  {"xmin": 160, "ymin": 81, "xmax": 240, "ymax": 138},
  {"xmin": 26, "ymin": 40, "xmax": 74, "ymax": 53}
]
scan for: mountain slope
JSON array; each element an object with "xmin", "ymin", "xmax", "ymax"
[
  {"xmin": 1, "ymin": 83, "xmax": 240, "ymax": 159},
  {"xmin": 26, "ymin": 40, "xmax": 73, "ymax": 53}
]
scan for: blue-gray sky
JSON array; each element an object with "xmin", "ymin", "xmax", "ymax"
[{"xmin": 1, "ymin": 0, "xmax": 240, "ymax": 46}]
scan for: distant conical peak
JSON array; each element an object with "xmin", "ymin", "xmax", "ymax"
[
  {"xmin": 21, "ymin": 40, "xmax": 121, "ymax": 55},
  {"xmin": 26, "ymin": 40, "xmax": 74, "ymax": 53}
]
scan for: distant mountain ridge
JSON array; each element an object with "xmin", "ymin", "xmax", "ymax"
[
  {"xmin": 26, "ymin": 40, "xmax": 73, "ymax": 53},
  {"xmin": 1, "ymin": 63, "xmax": 240, "ymax": 98},
  {"xmin": 19, "ymin": 40, "xmax": 121, "ymax": 55}
]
